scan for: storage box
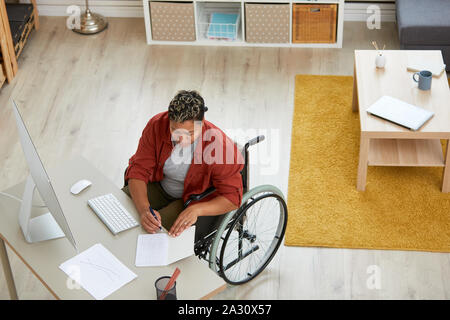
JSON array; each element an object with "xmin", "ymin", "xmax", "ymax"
[
  {"xmin": 245, "ymin": 3, "xmax": 289, "ymax": 43},
  {"xmin": 150, "ymin": 1, "xmax": 196, "ymax": 41},
  {"xmin": 292, "ymin": 4, "xmax": 337, "ymax": 43}
]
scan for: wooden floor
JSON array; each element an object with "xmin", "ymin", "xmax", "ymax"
[{"xmin": 1, "ymin": 17, "xmax": 449, "ymax": 300}]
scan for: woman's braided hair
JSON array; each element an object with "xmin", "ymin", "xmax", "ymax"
[{"xmin": 168, "ymin": 90, "xmax": 208, "ymax": 122}]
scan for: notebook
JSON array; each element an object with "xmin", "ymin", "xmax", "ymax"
[
  {"xmin": 366, "ymin": 96, "xmax": 434, "ymax": 131},
  {"xmin": 135, "ymin": 226, "xmax": 195, "ymax": 267}
]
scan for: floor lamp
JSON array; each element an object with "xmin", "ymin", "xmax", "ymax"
[{"xmin": 72, "ymin": 0, "xmax": 108, "ymax": 35}]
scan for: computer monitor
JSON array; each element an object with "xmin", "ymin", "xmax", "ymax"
[{"xmin": 11, "ymin": 100, "xmax": 77, "ymax": 251}]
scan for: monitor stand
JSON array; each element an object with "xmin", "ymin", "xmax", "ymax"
[{"xmin": 19, "ymin": 175, "xmax": 65, "ymax": 243}]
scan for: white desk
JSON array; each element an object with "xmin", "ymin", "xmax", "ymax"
[{"xmin": 0, "ymin": 156, "xmax": 226, "ymax": 299}]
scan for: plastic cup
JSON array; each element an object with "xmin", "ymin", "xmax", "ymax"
[{"xmin": 155, "ymin": 276, "xmax": 177, "ymax": 300}]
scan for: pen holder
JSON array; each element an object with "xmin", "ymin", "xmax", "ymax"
[
  {"xmin": 375, "ymin": 52, "xmax": 386, "ymax": 69},
  {"xmin": 155, "ymin": 276, "xmax": 177, "ymax": 300}
]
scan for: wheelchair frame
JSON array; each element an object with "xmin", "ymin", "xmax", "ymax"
[{"xmin": 183, "ymin": 135, "xmax": 288, "ymax": 284}]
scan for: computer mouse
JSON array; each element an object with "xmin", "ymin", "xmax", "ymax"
[{"xmin": 70, "ymin": 179, "xmax": 92, "ymax": 195}]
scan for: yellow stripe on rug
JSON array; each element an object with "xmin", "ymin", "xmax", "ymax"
[{"xmin": 285, "ymin": 74, "xmax": 450, "ymax": 252}]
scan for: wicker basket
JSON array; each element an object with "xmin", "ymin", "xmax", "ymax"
[{"xmin": 292, "ymin": 4, "xmax": 337, "ymax": 44}]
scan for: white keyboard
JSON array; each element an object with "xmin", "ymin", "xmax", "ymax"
[{"xmin": 87, "ymin": 193, "xmax": 139, "ymax": 235}]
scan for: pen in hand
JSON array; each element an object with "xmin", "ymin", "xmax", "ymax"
[{"xmin": 149, "ymin": 206, "xmax": 162, "ymax": 230}]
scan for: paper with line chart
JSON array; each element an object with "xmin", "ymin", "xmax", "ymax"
[{"xmin": 59, "ymin": 243, "xmax": 137, "ymax": 300}]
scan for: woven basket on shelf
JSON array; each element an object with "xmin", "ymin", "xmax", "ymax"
[{"xmin": 292, "ymin": 4, "xmax": 337, "ymax": 44}]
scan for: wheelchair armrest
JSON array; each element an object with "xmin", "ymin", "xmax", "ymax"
[
  {"xmin": 183, "ymin": 186, "xmax": 216, "ymax": 209},
  {"xmin": 189, "ymin": 186, "xmax": 216, "ymax": 201}
]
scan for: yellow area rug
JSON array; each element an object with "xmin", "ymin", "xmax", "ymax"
[{"xmin": 285, "ymin": 75, "xmax": 450, "ymax": 252}]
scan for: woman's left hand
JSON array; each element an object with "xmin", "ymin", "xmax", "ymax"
[{"xmin": 169, "ymin": 205, "xmax": 202, "ymax": 237}]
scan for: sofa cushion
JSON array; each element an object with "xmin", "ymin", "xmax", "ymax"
[{"xmin": 396, "ymin": 0, "xmax": 450, "ymax": 46}]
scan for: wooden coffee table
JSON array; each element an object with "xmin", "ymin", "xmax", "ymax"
[{"xmin": 352, "ymin": 50, "xmax": 450, "ymax": 192}]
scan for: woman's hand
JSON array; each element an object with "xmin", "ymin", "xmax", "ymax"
[
  {"xmin": 169, "ymin": 205, "xmax": 202, "ymax": 237},
  {"xmin": 140, "ymin": 208, "xmax": 162, "ymax": 234}
]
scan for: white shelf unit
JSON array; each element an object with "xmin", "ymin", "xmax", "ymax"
[{"xmin": 143, "ymin": 0, "xmax": 344, "ymax": 48}]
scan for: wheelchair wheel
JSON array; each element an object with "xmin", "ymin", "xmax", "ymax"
[{"xmin": 214, "ymin": 185, "xmax": 287, "ymax": 285}]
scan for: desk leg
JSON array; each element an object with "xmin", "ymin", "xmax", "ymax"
[
  {"xmin": 0, "ymin": 237, "xmax": 18, "ymax": 300},
  {"xmin": 352, "ymin": 64, "xmax": 359, "ymax": 112},
  {"xmin": 357, "ymin": 135, "xmax": 370, "ymax": 191},
  {"xmin": 443, "ymin": 140, "xmax": 450, "ymax": 193}
]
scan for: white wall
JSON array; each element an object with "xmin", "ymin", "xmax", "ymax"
[
  {"xmin": 345, "ymin": 2, "xmax": 396, "ymax": 22},
  {"xmin": 35, "ymin": 0, "xmax": 396, "ymax": 21},
  {"xmin": 35, "ymin": 0, "xmax": 144, "ymax": 17}
]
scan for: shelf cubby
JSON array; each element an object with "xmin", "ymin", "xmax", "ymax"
[
  {"xmin": 142, "ymin": 0, "xmax": 344, "ymax": 47},
  {"xmin": 196, "ymin": 1, "xmax": 243, "ymax": 43},
  {"xmin": 245, "ymin": 2, "xmax": 290, "ymax": 44}
]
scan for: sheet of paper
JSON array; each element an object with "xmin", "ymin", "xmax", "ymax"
[
  {"xmin": 135, "ymin": 226, "xmax": 195, "ymax": 267},
  {"xmin": 407, "ymin": 54, "xmax": 446, "ymax": 77},
  {"xmin": 167, "ymin": 226, "xmax": 195, "ymax": 264},
  {"xmin": 59, "ymin": 243, "xmax": 137, "ymax": 300},
  {"xmin": 135, "ymin": 233, "xmax": 169, "ymax": 266}
]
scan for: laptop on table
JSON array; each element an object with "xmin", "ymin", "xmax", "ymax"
[{"xmin": 366, "ymin": 96, "xmax": 434, "ymax": 131}]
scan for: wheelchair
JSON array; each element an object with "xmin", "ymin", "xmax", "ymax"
[
  {"xmin": 182, "ymin": 135, "xmax": 288, "ymax": 285},
  {"xmin": 125, "ymin": 135, "xmax": 288, "ymax": 285}
]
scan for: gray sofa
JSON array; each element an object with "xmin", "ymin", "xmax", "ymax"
[{"xmin": 396, "ymin": 0, "xmax": 450, "ymax": 71}]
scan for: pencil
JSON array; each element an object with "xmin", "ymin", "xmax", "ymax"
[{"xmin": 159, "ymin": 268, "xmax": 181, "ymax": 300}]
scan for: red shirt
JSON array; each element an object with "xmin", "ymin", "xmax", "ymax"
[{"xmin": 125, "ymin": 111, "xmax": 244, "ymax": 207}]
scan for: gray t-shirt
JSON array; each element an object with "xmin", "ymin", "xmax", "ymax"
[{"xmin": 160, "ymin": 138, "xmax": 199, "ymax": 199}]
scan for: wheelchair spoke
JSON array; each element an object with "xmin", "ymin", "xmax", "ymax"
[
  {"xmin": 224, "ymin": 245, "xmax": 259, "ymax": 271},
  {"xmin": 221, "ymin": 242, "xmax": 243, "ymax": 264},
  {"xmin": 255, "ymin": 238, "xmax": 273, "ymax": 261},
  {"xmin": 225, "ymin": 226, "xmax": 263, "ymax": 275},
  {"xmin": 220, "ymin": 232, "xmax": 247, "ymax": 264},
  {"xmin": 230, "ymin": 236, "xmax": 244, "ymax": 281},
  {"xmin": 222, "ymin": 235, "xmax": 254, "ymax": 274},
  {"xmin": 254, "ymin": 225, "xmax": 278, "ymax": 237},
  {"xmin": 219, "ymin": 192, "xmax": 287, "ymax": 284}
]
